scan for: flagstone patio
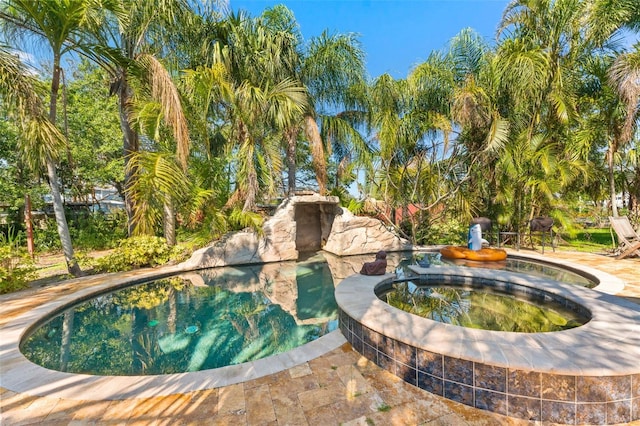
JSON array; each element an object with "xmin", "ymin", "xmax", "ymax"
[{"xmin": 1, "ymin": 250, "xmax": 639, "ymax": 425}]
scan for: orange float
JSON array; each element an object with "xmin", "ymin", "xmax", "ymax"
[
  {"xmin": 440, "ymin": 246, "xmax": 507, "ymax": 262},
  {"xmin": 439, "ymin": 246, "xmax": 468, "ymax": 259}
]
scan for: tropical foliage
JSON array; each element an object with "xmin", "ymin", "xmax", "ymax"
[
  {"xmin": 1, "ymin": 0, "xmax": 639, "ymax": 267},
  {"xmin": 93, "ymin": 236, "xmax": 190, "ymax": 273},
  {"xmin": 0, "ymin": 233, "xmax": 36, "ymax": 294}
]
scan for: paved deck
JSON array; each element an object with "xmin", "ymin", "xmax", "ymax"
[{"xmin": 1, "ymin": 250, "xmax": 639, "ymax": 425}]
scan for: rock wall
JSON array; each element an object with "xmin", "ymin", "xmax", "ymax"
[
  {"xmin": 179, "ymin": 200, "xmax": 300, "ymax": 270},
  {"xmin": 322, "ymin": 208, "xmax": 412, "ymax": 256},
  {"xmin": 179, "ymin": 194, "xmax": 411, "ymax": 270}
]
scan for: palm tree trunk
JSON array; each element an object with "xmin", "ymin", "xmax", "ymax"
[
  {"xmin": 238, "ymin": 123, "xmax": 258, "ymax": 212},
  {"xmin": 168, "ymin": 290, "xmax": 176, "ymax": 334},
  {"xmin": 118, "ymin": 77, "xmax": 140, "ymax": 235},
  {"xmin": 25, "ymin": 194, "xmax": 34, "ymax": 257},
  {"xmin": 163, "ymin": 196, "xmax": 176, "ymax": 246},
  {"xmin": 48, "ymin": 55, "xmax": 82, "ymax": 276},
  {"xmin": 284, "ymin": 127, "xmax": 298, "ymax": 196},
  {"xmin": 46, "ymin": 157, "xmax": 81, "ymax": 275},
  {"xmin": 632, "ymin": 160, "xmax": 640, "ymax": 215},
  {"xmin": 304, "ymin": 114, "xmax": 327, "ymax": 195},
  {"xmin": 59, "ymin": 310, "xmax": 74, "ymax": 371},
  {"xmin": 607, "ymin": 141, "xmax": 619, "ymax": 217},
  {"xmin": 243, "ymin": 157, "xmax": 258, "ymax": 212}
]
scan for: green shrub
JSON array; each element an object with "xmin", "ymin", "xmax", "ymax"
[
  {"xmin": 93, "ymin": 236, "xmax": 190, "ymax": 273},
  {"xmin": 227, "ymin": 208, "xmax": 264, "ymax": 234},
  {"xmin": 33, "ymin": 218, "xmax": 63, "ymax": 251},
  {"xmin": 417, "ymin": 218, "xmax": 467, "ymax": 245},
  {"xmin": 345, "ymin": 199, "xmax": 365, "ymax": 215},
  {"xmin": 0, "ymin": 245, "xmax": 36, "ymax": 294},
  {"xmin": 71, "ymin": 210, "xmax": 128, "ymax": 250},
  {"xmin": 33, "ymin": 211, "xmax": 127, "ymax": 252}
]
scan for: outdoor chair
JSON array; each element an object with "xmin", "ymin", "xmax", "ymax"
[
  {"xmin": 529, "ymin": 217, "xmax": 555, "ymax": 254},
  {"xmin": 497, "ymin": 222, "xmax": 521, "ymax": 250},
  {"xmin": 609, "ymin": 216, "xmax": 640, "ymax": 259}
]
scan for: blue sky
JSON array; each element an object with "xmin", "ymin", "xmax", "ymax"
[{"xmin": 230, "ymin": 0, "xmax": 511, "ymax": 79}]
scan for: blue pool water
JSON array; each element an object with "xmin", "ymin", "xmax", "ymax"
[
  {"xmin": 20, "ymin": 250, "xmax": 596, "ymax": 376},
  {"xmin": 21, "ymin": 254, "xmax": 339, "ymax": 376}
]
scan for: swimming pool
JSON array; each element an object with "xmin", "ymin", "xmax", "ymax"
[
  {"xmin": 3, "ymin": 249, "xmax": 629, "ymax": 406},
  {"xmin": 19, "ymin": 250, "xmax": 601, "ymax": 378},
  {"xmin": 21, "ymin": 256, "xmax": 339, "ymax": 376}
]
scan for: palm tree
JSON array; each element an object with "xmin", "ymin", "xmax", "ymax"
[
  {"xmin": 498, "ymin": 0, "xmax": 586, "ymax": 139},
  {"xmin": 494, "ymin": 0, "xmax": 592, "ymax": 228},
  {"xmin": 606, "ymin": 47, "xmax": 640, "ymax": 216},
  {"xmin": 297, "ymin": 30, "xmax": 368, "ymax": 195},
  {"xmin": 365, "ymin": 59, "xmax": 465, "ymax": 241},
  {"xmin": 184, "ymin": 12, "xmax": 308, "ymax": 211},
  {"xmin": 71, "ymin": 0, "xmax": 193, "ymax": 236},
  {"xmin": 446, "ymin": 29, "xmax": 510, "ymax": 220},
  {"xmin": 255, "ymin": 5, "xmax": 368, "ymax": 196},
  {"xmin": 124, "ymin": 151, "xmax": 190, "ymax": 238},
  {"xmin": 586, "ymin": 0, "xmax": 640, "ymax": 216},
  {"xmin": 573, "ymin": 53, "xmax": 631, "ymax": 218},
  {"xmin": 0, "ymin": 45, "xmax": 66, "ymax": 184},
  {"xmin": 184, "ymin": 51, "xmax": 307, "ymax": 212},
  {"xmin": 0, "ymin": 0, "xmax": 103, "ymax": 276}
]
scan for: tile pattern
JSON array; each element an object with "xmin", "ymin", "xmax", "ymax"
[
  {"xmin": 1, "ymin": 250, "xmax": 639, "ymax": 425},
  {"xmin": 339, "ymin": 248, "xmax": 640, "ymax": 425},
  {"xmin": 341, "ymin": 313, "xmax": 640, "ymax": 424}
]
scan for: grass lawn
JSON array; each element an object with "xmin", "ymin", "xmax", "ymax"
[
  {"xmin": 557, "ymin": 227, "xmax": 617, "ymax": 253},
  {"xmin": 29, "ymin": 250, "xmax": 113, "ymax": 287}
]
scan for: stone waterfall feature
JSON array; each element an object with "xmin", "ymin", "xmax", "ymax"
[{"xmin": 179, "ymin": 194, "xmax": 411, "ymax": 270}]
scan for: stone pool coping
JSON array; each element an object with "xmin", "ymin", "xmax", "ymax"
[
  {"xmin": 336, "ymin": 267, "xmax": 640, "ymax": 375},
  {"xmin": 504, "ymin": 251, "xmax": 626, "ymax": 295},
  {"xmin": 416, "ymin": 248, "xmax": 626, "ymax": 295},
  {"xmin": 0, "ymin": 253, "xmax": 634, "ymax": 403},
  {"xmin": 0, "ymin": 265, "xmax": 346, "ymax": 400}
]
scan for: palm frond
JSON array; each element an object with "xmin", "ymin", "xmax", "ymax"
[
  {"xmin": 304, "ymin": 114, "xmax": 327, "ymax": 193},
  {"xmin": 484, "ymin": 115, "xmax": 511, "ymax": 153},
  {"xmin": 137, "ymin": 53, "xmax": 190, "ymax": 168},
  {"xmin": 125, "ymin": 151, "xmax": 189, "ymax": 235},
  {"xmin": 320, "ymin": 113, "xmax": 373, "ymax": 165},
  {"xmin": 608, "ymin": 45, "xmax": 640, "ymax": 142},
  {"xmin": 495, "ymin": 38, "xmax": 550, "ymax": 99},
  {"xmin": 20, "ymin": 115, "xmax": 66, "ymax": 171},
  {"xmin": 303, "ymin": 30, "xmax": 366, "ymax": 107},
  {"xmin": 0, "ymin": 45, "xmax": 44, "ymax": 117}
]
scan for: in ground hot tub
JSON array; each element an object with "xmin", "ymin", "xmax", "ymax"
[
  {"xmin": 336, "ymin": 266, "xmax": 640, "ymax": 425},
  {"xmin": 376, "ymin": 276, "xmax": 591, "ymax": 333}
]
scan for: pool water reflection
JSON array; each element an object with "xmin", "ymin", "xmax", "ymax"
[
  {"xmin": 378, "ymin": 280, "xmax": 590, "ymax": 332},
  {"xmin": 21, "ymin": 257, "xmax": 339, "ymax": 376}
]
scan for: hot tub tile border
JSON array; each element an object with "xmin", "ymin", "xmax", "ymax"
[
  {"xmin": 337, "ymin": 265, "xmax": 640, "ymax": 426},
  {"xmin": 341, "ymin": 315, "xmax": 640, "ymax": 424}
]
